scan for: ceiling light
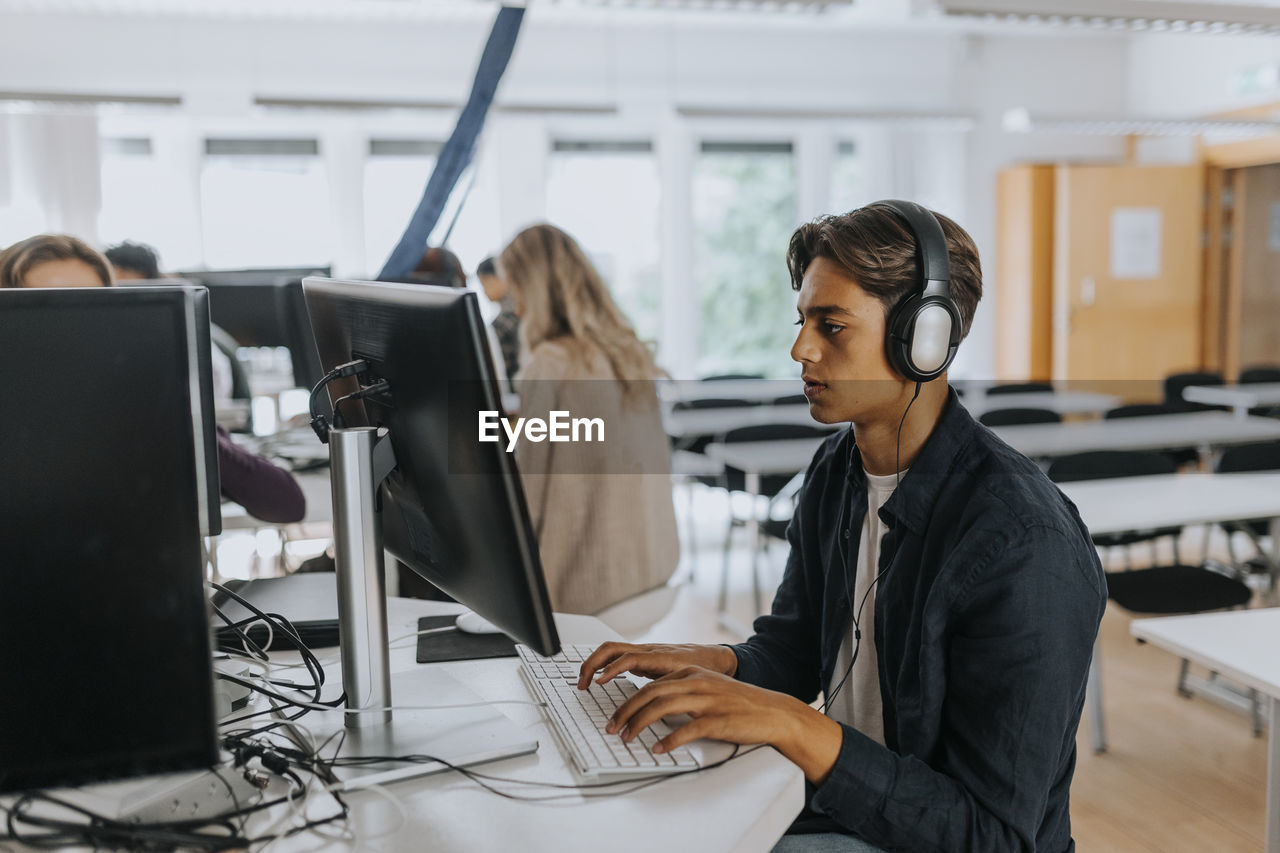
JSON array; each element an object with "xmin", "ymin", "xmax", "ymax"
[{"xmin": 934, "ymin": 0, "xmax": 1280, "ymax": 35}]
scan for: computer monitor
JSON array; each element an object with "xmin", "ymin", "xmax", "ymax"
[
  {"xmin": 0, "ymin": 286, "xmax": 220, "ymax": 794},
  {"xmin": 180, "ymin": 268, "xmax": 330, "ymax": 391},
  {"xmin": 303, "ymin": 276, "xmax": 559, "ymax": 656}
]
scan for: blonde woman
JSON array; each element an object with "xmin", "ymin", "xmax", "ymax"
[{"xmin": 498, "ymin": 223, "xmax": 678, "ymax": 615}]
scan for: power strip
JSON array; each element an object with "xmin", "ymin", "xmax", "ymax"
[{"xmin": 117, "ymin": 767, "xmax": 261, "ymax": 824}]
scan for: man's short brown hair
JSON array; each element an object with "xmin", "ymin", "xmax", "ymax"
[
  {"xmin": 786, "ymin": 205, "xmax": 982, "ymax": 340},
  {"xmin": 0, "ymin": 234, "xmax": 113, "ymax": 289}
]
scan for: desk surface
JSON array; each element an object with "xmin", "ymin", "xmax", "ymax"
[
  {"xmin": 1184, "ymin": 382, "xmax": 1280, "ymax": 410},
  {"xmin": 665, "ymin": 404, "xmax": 836, "ymax": 439},
  {"xmin": 264, "ymin": 598, "xmax": 804, "ymax": 852},
  {"xmin": 1058, "ymin": 471, "xmax": 1280, "ymax": 536},
  {"xmin": 1130, "ymin": 608, "xmax": 1280, "ymax": 697},
  {"xmin": 990, "ymin": 411, "xmax": 1280, "ymax": 457}
]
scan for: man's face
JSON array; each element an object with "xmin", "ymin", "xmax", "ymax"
[
  {"xmin": 22, "ymin": 259, "xmax": 104, "ymax": 288},
  {"xmin": 791, "ymin": 256, "xmax": 909, "ymax": 424}
]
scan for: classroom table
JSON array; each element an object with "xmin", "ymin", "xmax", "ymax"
[
  {"xmin": 1130, "ymin": 609, "xmax": 1280, "ymax": 853},
  {"xmin": 7, "ymin": 599, "xmax": 805, "ymax": 852},
  {"xmin": 1058, "ymin": 471, "xmax": 1280, "ymax": 755},
  {"xmin": 990, "ymin": 411, "xmax": 1280, "ymax": 458},
  {"xmin": 1183, "ymin": 382, "xmax": 1280, "ymax": 419},
  {"xmin": 664, "ymin": 405, "xmax": 836, "ymax": 441}
]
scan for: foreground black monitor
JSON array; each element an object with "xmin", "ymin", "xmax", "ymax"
[
  {"xmin": 0, "ymin": 286, "xmax": 220, "ymax": 793},
  {"xmin": 303, "ymin": 277, "xmax": 559, "ymax": 656}
]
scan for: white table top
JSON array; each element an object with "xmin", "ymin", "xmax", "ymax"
[
  {"xmin": 1184, "ymin": 382, "xmax": 1280, "ymax": 411},
  {"xmin": 706, "ymin": 437, "xmax": 829, "ymax": 478},
  {"xmin": 1130, "ymin": 608, "xmax": 1280, "ymax": 698},
  {"xmin": 962, "ymin": 390, "xmax": 1121, "ymax": 417},
  {"xmin": 665, "ymin": 404, "xmax": 838, "ymax": 439},
  {"xmin": 1058, "ymin": 471, "xmax": 1280, "ymax": 536},
  {"xmin": 659, "ymin": 379, "xmax": 800, "ymax": 405},
  {"xmin": 259, "ymin": 598, "xmax": 804, "ymax": 852},
  {"xmin": 990, "ymin": 411, "xmax": 1280, "ymax": 457}
]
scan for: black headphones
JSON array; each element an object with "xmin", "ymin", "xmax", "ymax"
[{"xmin": 871, "ymin": 200, "xmax": 962, "ymax": 384}]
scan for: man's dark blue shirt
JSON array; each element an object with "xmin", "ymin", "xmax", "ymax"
[{"xmin": 732, "ymin": 389, "xmax": 1106, "ymax": 852}]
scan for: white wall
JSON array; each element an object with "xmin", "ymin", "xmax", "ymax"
[
  {"xmin": 0, "ymin": 7, "xmax": 1143, "ymax": 377},
  {"xmin": 1129, "ymin": 32, "xmax": 1280, "ymax": 117}
]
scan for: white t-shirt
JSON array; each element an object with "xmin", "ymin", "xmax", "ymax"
[{"xmin": 826, "ymin": 468, "xmax": 903, "ymax": 746}]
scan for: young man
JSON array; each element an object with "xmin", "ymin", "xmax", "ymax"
[{"xmin": 579, "ymin": 202, "xmax": 1105, "ymax": 852}]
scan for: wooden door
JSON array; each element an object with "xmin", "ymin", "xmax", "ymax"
[
  {"xmin": 1052, "ymin": 164, "xmax": 1205, "ymax": 385},
  {"xmin": 995, "ymin": 165, "xmax": 1054, "ymax": 381},
  {"xmin": 1225, "ymin": 164, "xmax": 1280, "ymax": 377}
]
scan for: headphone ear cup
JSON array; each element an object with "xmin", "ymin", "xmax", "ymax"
[{"xmin": 886, "ymin": 293, "xmax": 960, "ymax": 383}]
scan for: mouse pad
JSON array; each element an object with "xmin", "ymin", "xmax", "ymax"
[{"xmin": 415, "ymin": 615, "xmax": 518, "ymax": 663}]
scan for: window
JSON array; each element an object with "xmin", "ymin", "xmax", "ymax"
[
  {"xmin": 546, "ymin": 140, "xmax": 662, "ymax": 345},
  {"xmin": 363, "ymin": 139, "xmax": 440, "ymax": 277},
  {"xmin": 200, "ymin": 138, "xmax": 335, "ymax": 269},
  {"xmin": 99, "ymin": 137, "xmax": 202, "ymax": 270},
  {"xmin": 693, "ymin": 141, "xmax": 798, "ymax": 378},
  {"xmin": 829, "ymin": 140, "xmax": 863, "ymax": 214}
]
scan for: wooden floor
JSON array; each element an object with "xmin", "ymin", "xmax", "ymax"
[{"xmin": 221, "ymin": 485, "xmax": 1273, "ymax": 851}]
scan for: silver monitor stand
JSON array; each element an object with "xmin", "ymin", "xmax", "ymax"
[{"xmin": 309, "ymin": 426, "xmax": 537, "ymax": 790}]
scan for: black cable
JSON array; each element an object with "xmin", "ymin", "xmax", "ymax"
[
  {"xmin": 823, "ymin": 381, "xmax": 922, "ymax": 713},
  {"xmin": 308, "ymin": 358, "xmax": 371, "ymax": 443},
  {"xmin": 331, "ymin": 380, "xmax": 390, "ymax": 430}
]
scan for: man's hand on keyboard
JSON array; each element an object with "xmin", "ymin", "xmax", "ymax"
[
  {"xmin": 576, "ymin": 642, "xmax": 738, "ymax": 691},
  {"xmin": 602, "ymin": 665, "xmax": 845, "ymax": 787}
]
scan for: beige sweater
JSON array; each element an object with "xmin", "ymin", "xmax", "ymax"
[{"xmin": 515, "ymin": 341, "xmax": 679, "ymax": 615}]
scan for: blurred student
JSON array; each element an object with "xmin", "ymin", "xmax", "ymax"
[
  {"xmin": 379, "ymin": 245, "xmax": 467, "ymax": 287},
  {"xmin": 476, "ymin": 255, "xmax": 520, "ymax": 379},
  {"xmin": 104, "ymin": 240, "xmax": 162, "ymax": 282},
  {"xmin": 0, "ymin": 234, "xmax": 306, "ymax": 524},
  {"xmin": 498, "ymin": 223, "xmax": 678, "ymax": 615}
]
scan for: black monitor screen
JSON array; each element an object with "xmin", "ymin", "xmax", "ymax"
[
  {"xmin": 304, "ymin": 277, "xmax": 559, "ymax": 656},
  {"xmin": 0, "ymin": 287, "xmax": 219, "ymax": 793}
]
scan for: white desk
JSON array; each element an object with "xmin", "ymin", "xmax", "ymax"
[
  {"xmin": 665, "ymin": 405, "xmax": 837, "ymax": 441},
  {"xmin": 1184, "ymin": 382, "xmax": 1280, "ymax": 419},
  {"xmin": 962, "ymin": 389, "xmax": 1121, "ymax": 417},
  {"xmin": 991, "ymin": 411, "xmax": 1280, "ymax": 458},
  {"xmin": 1058, "ymin": 471, "xmax": 1280, "ymax": 756},
  {"xmin": 1130, "ymin": 609, "xmax": 1280, "ymax": 853},
  {"xmin": 256, "ymin": 598, "xmax": 804, "ymax": 852},
  {"xmin": 659, "ymin": 379, "xmax": 798, "ymax": 406}
]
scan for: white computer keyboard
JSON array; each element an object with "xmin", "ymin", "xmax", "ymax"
[{"xmin": 516, "ymin": 643, "xmax": 700, "ymax": 780}]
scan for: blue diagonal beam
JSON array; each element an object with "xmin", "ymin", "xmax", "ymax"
[{"xmin": 378, "ymin": 6, "xmax": 525, "ymax": 281}]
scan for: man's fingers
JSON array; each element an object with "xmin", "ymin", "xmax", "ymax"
[
  {"xmin": 577, "ymin": 642, "xmax": 630, "ymax": 689},
  {"xmin": 653, "ymin": 717, "xmax": 715, "ymax": 755},
  {"xmin": 606, "ymin": 674, "xmax": 718, "ymax": 734},
  {"xmin": 619, "ymin": 694, "xmax": 711, "ymax": 744}
]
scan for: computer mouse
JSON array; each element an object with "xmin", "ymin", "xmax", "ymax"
[{"xmin": 454, "ymin": 611, "xmax": 505, "ymax": 635}]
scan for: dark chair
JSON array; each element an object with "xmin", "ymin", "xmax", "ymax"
[
  {"xmin": 1164, "ymin": 370, "xmax": 1224, "ymax": 412},
  {"xmin": 1238, "ymin": 365, "xmax": 1280, "ymax": 385},
  {"xmin": 1048, "ymin": 451, "xmax": 1183, "ymax": 563},
  {"xmin": 1049, "ymin": 450, "xmax": 1254, "ymax": 730},
  {"xmin": 1216, "ymin": 441, "xmax": 1280, "ymax": 581},
  {"xmin": 978, "ymin": 407, "xmax": 1061, "ymax": 427},
  {"xmin": 715, "ymin": 423, "xmax": 829, "ymax": 617},
  {"xmin": 771, "ymin": 394, "xmax": 809, "ymax": 406},
  {"xmin": 702, "ymin": 373, "xmax": 764, "ymax": 382},
  {"xmin": 1238, "ymin": 366, "xmax": 1280, "ymax": 416},
  {"xmin": 986, "ymin": 382, "xmax": 1054, "ymax": 396},
  {"xmin": 671, "ymin": 397, "xmax": 757, "ymax": 455},
  {"xmin": 1105, "ymin": 403, "xmax": 1176, "ymax": 420}
]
